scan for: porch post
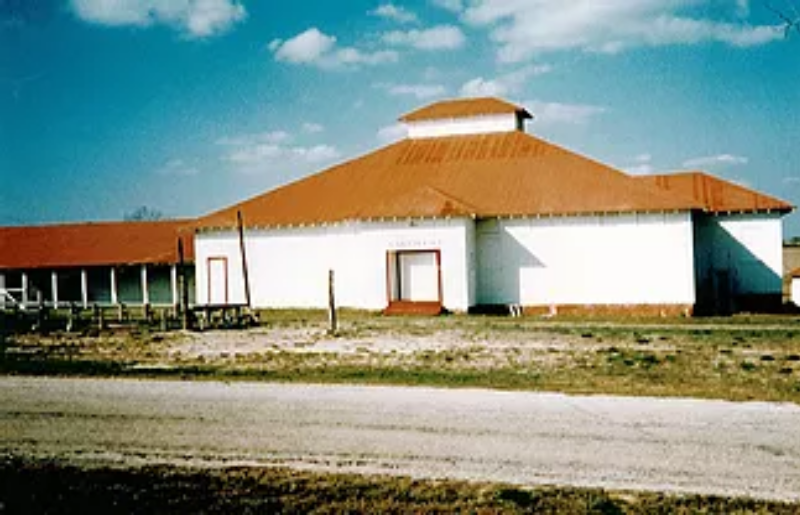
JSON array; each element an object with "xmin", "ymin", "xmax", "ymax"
[
  {"xmin": 81, "ymin": 269, "xmax": 88, "ymax": 309},
  {"xmin": 51, "ymin": 271, "xmax": 59, "ymax": 308},
  {"xmin": 141, "ymin": 265, "xmax": 149, "ymax": 306},
  {"xmin": 170, "ymin": 264, "xmax": 178, "ymax": 307},
  {"xmin": 21, "ymin": 272, "xmax": 28, "ymax": 307},
  {"xmin": 0, "ymin": 273, "xmax": 5, "ymax": 309},
  {"xmin": 110, "ymin": 268, "xmax": 118, "ymax": 305}
]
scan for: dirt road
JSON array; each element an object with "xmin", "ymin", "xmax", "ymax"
[{"xmin": 1, "ymin": 376, "xmax": 798, "ymax": 501}]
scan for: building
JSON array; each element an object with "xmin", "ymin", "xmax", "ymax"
[
  {"xmin": 782, "ymin": 241, "xmax": 800, "ymax": 304},
  {"xmin": 0, "ymin": 220, "xmax": 194, "ymax": 310},
  {"xmin": 193, "ymin": 97, "xmax": 792, "ymax": 316}
]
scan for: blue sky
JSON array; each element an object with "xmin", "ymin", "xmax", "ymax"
[{"xmin": 2, "ymin": 0, "xmax": 799, "ymax": 233}]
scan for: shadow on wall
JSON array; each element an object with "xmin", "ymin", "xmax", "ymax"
[
  {"xmin": 694, "ymin": 216, "xmax": 783, "ymax": 316},
  {"xmin": 475, "ymin": 223, "xmax": 544, "ymax": 308}
]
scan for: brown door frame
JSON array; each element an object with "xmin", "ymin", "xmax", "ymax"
[{"xmin": 385, "ymin": 249, "xmax": 443, "ymax": 305}]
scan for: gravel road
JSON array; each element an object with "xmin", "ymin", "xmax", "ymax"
[{"xmin": 1, "ymin": 376, "xmax": 798, "ymax": 501}]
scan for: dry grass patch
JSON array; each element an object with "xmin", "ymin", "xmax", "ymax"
[
  {"xmin": 3, "ymin": 312, "xmax": 800, "ymax": 402},
  {"xmin": 2, "ymin": 457, "xmax": 798, "ymax": 514}
]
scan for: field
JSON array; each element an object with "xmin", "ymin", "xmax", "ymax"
[
  {"xmin": 3, "ymin": 457, "xmax": 799, "ymax": 514},
  {"xmin": 2, "ymin": 310, "xmax": 800, "ymax": 403},
  {"xmin": 4, "ymin": 312, "xmax": 800, "ymax": 512}
]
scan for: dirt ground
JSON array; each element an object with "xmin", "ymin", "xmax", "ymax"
[{"xmin": 3, "ymin": 376, "xmax": 800, "ymax": 502}]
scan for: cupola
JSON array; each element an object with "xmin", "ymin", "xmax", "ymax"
[{"xmin": 398, "ymin": 97, "xmax": 532, "ymax": 139}]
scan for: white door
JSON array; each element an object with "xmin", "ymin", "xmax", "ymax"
[
  {"xmin": 398, "ymin": 252, "xmax": 439, "ymax": 301},
  {"xmin": 207, "ymin": 258, "xmax": 228, "ymax": 305}
]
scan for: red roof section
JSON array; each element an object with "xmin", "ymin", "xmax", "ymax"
[
  {"xmin": 636, "ymin": 171, "xmax": 792, "ymax": 214},
  {"xmin": 399, "ymin": 97, "xmax": 532, "ymax": 122},
  {"xmin": 0, "ymin": 220, "xmax": 195, "ymax": 270},
  {"xmin": 198, "ymin": 131, "xmax": 706, "ymax": 229}
]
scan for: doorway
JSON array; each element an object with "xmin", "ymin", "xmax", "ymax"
[{"xmin": 385, "ymin": 250, "xmax": 443, "ymax": 314}]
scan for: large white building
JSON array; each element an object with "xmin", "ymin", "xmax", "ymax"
[{"xmin": 192, "ymin": 97, "xmax": 791, "ymax": 315}]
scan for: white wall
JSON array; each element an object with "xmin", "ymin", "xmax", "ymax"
[
  {"xmin": 475, "ymin": 213, "xmax": 696, "ymax": 307},
  {"xmin": 407, "ymin": 114, "xmax": 521, "ymax": 139},
  {"xmin": 195, "ymin": 219, "xmax": 474, "ymax": 311},
  {"xmin": 694, "ymin": 213, "xmax": 784, "ymax": 297},
  {"xmin": 792, "ymin": 277, "xmax": 800, "ymax": 306}
]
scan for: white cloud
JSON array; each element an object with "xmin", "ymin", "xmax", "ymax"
[
  {"xmin": 462, "ymin": 0, "xmax": 782, "ymax": 63},
  {"xmin": 334, "ymin": 47, "xmax": 399, "ymax": 66},
  {"xmin": 377, "ymin": 82, "xmax": 447, "ymax": 99},
  {"xmin": 271, "ymin": 28, "xmax": 336, "ymax": 64},
  {"xmin": 626, "ymin": 164, "xmax": 657, "ymax": 175},
  {"xmin": 377, "ymin": 123, "xmax": 408, "ymax": 143},
  {"xmin": 460, "ymin": 65, "xmax": 552, "ymax": 97},
  {"xmin": 271, "ymin": 27, "xmax": 398, "ymax": 68},
  {"xmin": 370, "ymin": 4, "xmax": 418, "ymax": 23},
  {"xmin": 291, "ymin": 145, "xmax": 341, "ymax": 163},
  {"xmin": 216, "ymin": 130, "xmax": 291, "ymax": 146},
  {"xmin": 682, "ymin": 153, "xmax": 749, "ymax": 168},
  {"xmin": 157, "ymin": 159, "xmax": 199, "ymax": 176},
  {"xmin": 783, "ymin": 177, "xmax": 800, "ymax": 185},
  {"xmin": 302, "ymin": 122, "xmax": 325, "ymax": 134},
  {"xmin": 526, "ymin": 100, "xmax": 607, "ymax": 126},
  {"xmin": 70, "ymin": 0, "xmax": 246, "ymax": 38},
  {"xmin": 431, "ymin": 0, "xmax": 463, "ymax": 13},
  {"xmin": 623, "ymin": 153, "xmax": 656, "ymax": 175},
  {"xmin": 383, "ymin": 25, "xmax": 466, "ymax": 50},
  {"xmin": 460, "ymin": 77, "xmax": 505, "ymax": 97},
  {"xmin": 218, "ymin": 130, "xmax": 341, "ymax": 173}
]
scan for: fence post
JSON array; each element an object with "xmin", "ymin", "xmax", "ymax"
[
  {"xmin": 95, "ymin": 304, "xmax": 105, "ymax": 331},
  {"xmin": 328, "ymin": 269, "xmax": 337, "ymax": 335}
]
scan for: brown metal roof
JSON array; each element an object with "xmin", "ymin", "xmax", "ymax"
[
  {"xmin": 399, "ymin": 97, "xmax": 532, "ymax": 122},
  {"xmin": 197, "ymin": 131, "xmax": 709, "ymax": 230},
  {"xmin": 0, "ymin": 220, "xmax": 195, "ymax": 270},
  {"xmin": 636, "ymin": 171, "xmax": 792, "ymax": 214}
]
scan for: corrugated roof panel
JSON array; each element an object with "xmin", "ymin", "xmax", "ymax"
[
  {"xmin": 637, "ymin": 172, "xmax": 792, "ymax": 213},
  {"xmin": 197, "ymin": 131, "xmax": 709, "ymax": 230},
  {"xmin": 0, "ymin": 220, "xmax": 195, "ymax": 270}
]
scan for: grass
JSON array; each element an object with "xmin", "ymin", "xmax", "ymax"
[
  {"xmin": 2, "ymin": 311, "xmax": 800, "ymax": 403},
  {"xmin": 2, "ymin": 457, "xmax": 798, "ymax": 514}
]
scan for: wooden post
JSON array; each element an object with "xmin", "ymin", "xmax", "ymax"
[
  {"xmin": 328, "ymin": 269, "xmax": 337, "ymax": 335},
  {"xmin": 237, "ymin": 210, "xmax": 252, "ymax": 308},
  {"xmin": 37, "ymin": 293, "xmax": 46, "ymax": 334},
  {"xmin": 51, "ymin": 271, "xmax": 59, "ymax": 309},
  {"xmin": 94, "ymin": 304, "xmax": 105, "ymax": 331},
  {"xmin": 170, "ymin": 264, "xmax": 178, "ymax": 309},
  {"xmin": 140, "ymin": 265, "xmax": 149, "ymax": 307},
  {"xmin": 21, "ymin": 272, "xmax": 28, "ymax": 308},
  {"xmin": 110, "ymin": 267, "xmax": 118, "ymax": 305},
  {"xmin": 178, "ymin": 238, "xmax": 190, "ymax": 331},
  {"xmin": 80, "ymin": 269, "xmax": 89, "ymax": 309},
  {"xmin": 66, "ymin": 303, "xmax": 77, "ymax": 333}
]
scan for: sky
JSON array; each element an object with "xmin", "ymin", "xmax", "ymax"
[{"xmin": 1, "ymin": 0, "xmax": 799, "ymax": 234}]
